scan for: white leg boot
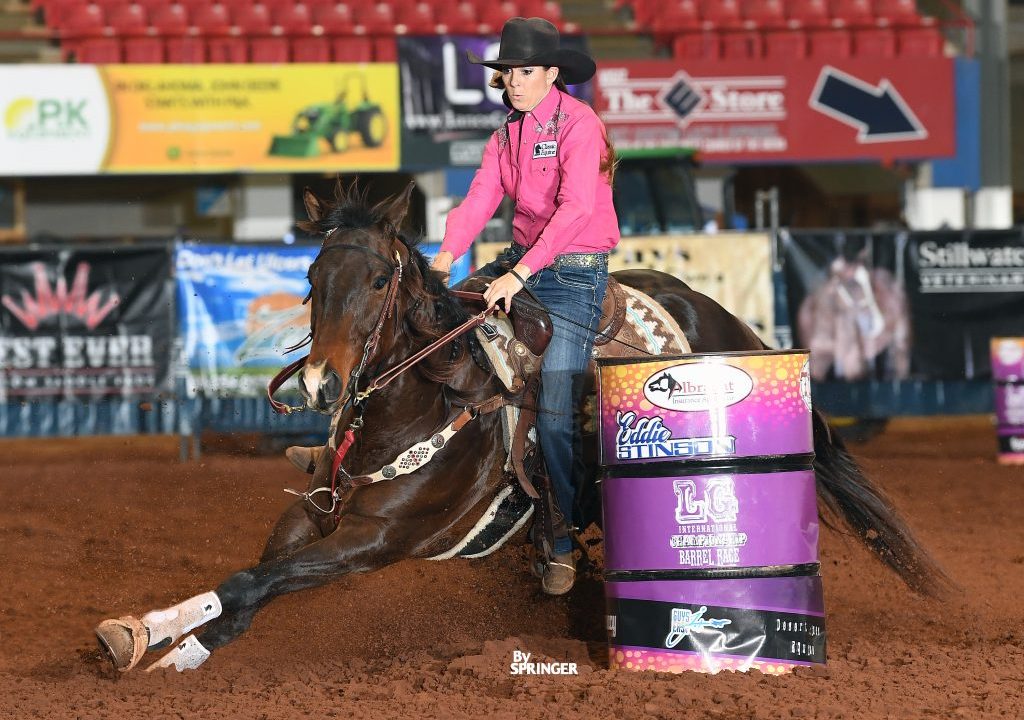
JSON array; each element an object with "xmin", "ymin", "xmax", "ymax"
[
  {"xmin": 146, "ymin": 635, "xmax": 212, "ymax": 672},
  {"xmin": 141, "ymin": 591, "xmax": 223, "ymax": 650}
]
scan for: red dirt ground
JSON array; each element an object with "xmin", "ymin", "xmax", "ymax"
[{"xmin": 1, "ymin": 416, "xmax": 1022, "ymax": 719}]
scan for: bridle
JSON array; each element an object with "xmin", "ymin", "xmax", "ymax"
[{"xmin": 266, "ymin": 230, "xmax": 505, "ymax": 518}]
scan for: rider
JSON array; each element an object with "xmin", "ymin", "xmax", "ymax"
[{"xmin": 431, "ymin": 17, "xmax": 620, "ymax": 594}]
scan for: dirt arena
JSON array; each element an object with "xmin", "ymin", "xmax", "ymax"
[{"xmin": 1, "ymin": 415, "xmax": 1022, "ymax": 719}]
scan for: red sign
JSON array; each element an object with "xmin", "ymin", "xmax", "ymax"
[{"xmin": 594, "ymin": 58, "xmax": 955, "ymax": 162}]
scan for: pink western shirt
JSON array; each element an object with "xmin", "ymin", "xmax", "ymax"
[{"xmin": 440, "ymin": 88, "xmax": 620, "ymax": 275}]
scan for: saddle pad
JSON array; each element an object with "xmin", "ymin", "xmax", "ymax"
[{"xmin": 596, "ymin": 285, "xmax": 691, "ymax": 358}]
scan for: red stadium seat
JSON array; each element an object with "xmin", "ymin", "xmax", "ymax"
[
  {"xmin": 721, "ymin": 30, "xmax": 762, "ymax": 59},
  {"xmin": 274, "ymin": 3, "xmax": 313, "ymax": 33},
  {"xmin": 354, "ymin": 2, "xmax": 396, "ymax": 34},
  {"xmin": 64, "ymin": 2, "xmax": 105, "ymax": 33},
  {"xmin": 872, "ymin": 0, "xmax": 931, "ymax": 26},
  {"xmin": 764, "ymin": 29, "xmax": 806, "ymax": 58},
  {"xmin": 233, "ymin": 2, "xmax": 272, "ymax": 32},
  {"xmin": 829, "ymin": 0, "xmax": 876, "ymax": 27},
  {"xmin": 786, "ymin": 0, "xmax": 834, "ymax": 28},
  {"xmin": 478, "ymin": 1, "xmax": 518, "ymax": 34},
  {"xmin": 314, "ymin": 2, "xmax": 354, "ymax": 33},
  {"xmin": 651, "ymin": 0, "xmax": 700, "ymax": 33},
  {"xmin": 332, "ymin": 35, "xmax": 372, "ymax": 62},
  {"xmin": 250, "ymin": 36, "xmax": 288, "ymax": 62},
  {"xmin": 291, "ymin": 36, "xmax": 330, "ymax": 61},
  {"xmin": 107, "ymin": 4, "xmax": 149, "ymax": 36},
  {"xmin": 165, "ymin": 35, "xmax": 206, "ymax": 62},
  {"xmin": 853, "ymin": 26, "xmax": 894, "ymax": 56},
  {"xmin": 672, "ymin": 30, "xmax": 721, "ymax": 60},
  {"xmin": 62, "ymin": 4, "xmax": 119, "ymax": 62},
  {"xmin": 397, "ymin": 2, "xmax": 436, "ymax": 34},
  {"xmin": 808, "ymin": 27, "xmax": 851, "ymax": 57},
  {"xmin": 192, "ymin": 3, "xmax": 232, "ymax": 33},
  {"xmin": 743, "ymin": 0, "xmax": 790, "ymax": 29},
  {"xmin": 434, "ymin": 2, "xmax": 483, "ymax": 35},
  {"xmin": 700, "ymin": 0, "xmax": 745, "ymax": 29},
  {"xmin": 627, "ymin": 0, "xmax": 659, "ymax": 27},
  {"xmin": 897, "ymin": 25, "xmax": 942, "ymax": 57},
  {"xmin": 44, "ymin": 0, "xmax": 87, "ymax": 28},
  {"xmin": 193, "ymin": 4, "xmax": 245, "ymax": 62},
  {"xmin": 150, "ymin": 3, "xmax": 189, "ymax": 35}
]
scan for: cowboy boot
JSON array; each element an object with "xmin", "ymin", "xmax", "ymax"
[
  {"xmin": 541, "ymin": 550, "xmax": 576, "ymax": 596},
  {"xmin": 285, "ymin": 445, "xmax": 324, "ymax": 474}
]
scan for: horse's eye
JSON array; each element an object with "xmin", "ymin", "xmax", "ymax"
[{"xmin": 372, "ymin": 275, "xmax": 389, "ymax": 290}]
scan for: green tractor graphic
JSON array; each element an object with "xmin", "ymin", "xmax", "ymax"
[{"xmin": 269, "ymin": 74, "xmax": 387, "ymax": 158}]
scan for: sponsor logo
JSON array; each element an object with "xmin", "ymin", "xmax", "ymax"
[
  {"xmin": 533, "ymin": 140, "xmax": 557, "ymax": 158},
  {"xmin": 1, "ymin": 262, "xmax": 118, "ymax": 330},
  {"xmin": 614, "ymin": 411, "xmax": 735, "ymax": 460},
  {"xmin": 1009, "ymin": 436, "xmax": 1024, "ymax": 452},
  {"xmin": 509, "ymin": 650, "xmax": 578, "ymax": 676},
  {"xmin": 4, "ymin": 96, "xmax": 90, "ymax": 140},
  {"xmin": 664, "ymin": 607, "xmax": 731, "ymax": 649},
  {"xmin": 996, "ymin": 339, "xmax": 1024, "ymax": 367},
  {"xmin": 643, "ymin": 363, "xmax": 753, "ymax": 412}
]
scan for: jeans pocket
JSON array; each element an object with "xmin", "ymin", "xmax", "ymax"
[{"xmin": 554, "ymin": 265, "xmax": 599, "ymax": 290}]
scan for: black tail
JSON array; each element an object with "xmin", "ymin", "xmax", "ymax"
[{"xmin": 812, "ymin": 409, "xmax": 954, "ymax": 598}]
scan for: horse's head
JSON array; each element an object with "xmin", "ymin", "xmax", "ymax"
[{"xmin": 298, "ymin": 180, "xmax": 419, "ymax": 414}]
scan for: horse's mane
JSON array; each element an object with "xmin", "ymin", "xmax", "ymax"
[{"xmin": 300, "ymin": 181, "xmax": 481, "ymax": 387}]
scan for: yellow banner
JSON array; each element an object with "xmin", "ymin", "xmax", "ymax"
[{"xmin": 98, "ymin": 64, "xmax": 399, "ymax": 173}]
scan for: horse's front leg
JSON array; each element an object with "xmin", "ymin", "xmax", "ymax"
[{"xmin": 96, "ymin": 513, "xmax": 400, "ymax": 673}]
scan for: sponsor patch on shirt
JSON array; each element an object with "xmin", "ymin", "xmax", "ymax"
[{"xmin": 533, "ymin": 141, "xmax": 558, "ymax": 159}]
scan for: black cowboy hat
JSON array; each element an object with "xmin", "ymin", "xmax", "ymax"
[{"xmin": 466, "ymin": 17, "xmax": 596, "ymax": 85}]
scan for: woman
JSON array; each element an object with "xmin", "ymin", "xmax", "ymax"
[{"xmin": 431, "ymin": 17, "xmax": 620, "ymax": 595}]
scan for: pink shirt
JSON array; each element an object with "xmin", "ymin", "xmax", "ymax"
[{"xmin": 440, "ymin": 88, "xmax": 620, "ymax": 275}]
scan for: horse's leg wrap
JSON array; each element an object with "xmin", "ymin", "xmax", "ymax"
[
  {"xmin": 145, "ymin": 635, "xmax": 212, "ymax": 673},
  {"xmin": 140, "ymin": 591, "xmax": 222, "ymax": 651}
]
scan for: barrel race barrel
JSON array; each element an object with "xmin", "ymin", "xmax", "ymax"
[
  {"xmin": 991, "ymin": 338, "xmax": 1024, "ymax": 465},
  {"xmin": 596, "ymin": 351, "xmax": 827, "ymax": 675}
]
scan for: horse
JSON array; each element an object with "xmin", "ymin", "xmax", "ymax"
[{"xmin": 95, "ymin": 180, "xmax": 949, "ymax": 673}]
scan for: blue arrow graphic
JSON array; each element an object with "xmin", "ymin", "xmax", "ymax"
[{"xmin": 809, "ymin": 66, "xmax": 926, "ymax": 143}]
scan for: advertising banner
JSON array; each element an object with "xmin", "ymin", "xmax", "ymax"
[
  {"xmin": 398, "ymin": 35, "xmax": 592, "ymax": 169},
  {"xmin": 177, "ymin": 243, "xmax": 317, "ymax": 397},
  {"xmin": 473, "ymin": 233, "xmax": 774, "ymax": 345},
  {"xmin": 176, "ymin": 241, "xmax": 469, "ymax": 397},
  {"xmin": 0, "ymin": 245, "xmax": 173, "ymax": 399},
  {"xmin": 0, "ymin": 64, "xmax": 399, "ymax": 175},
  {"xmin": 783, "ymin": 229, "xmax": 1024, "ymax": 381},
  {"xmin": 594, "ymin": 58, "xmax": 954, "ymax": 162}
]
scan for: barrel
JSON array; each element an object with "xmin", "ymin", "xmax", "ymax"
[
  {"xmin": 597, "ymin": 351, "xmax": 826, "ymax": 674},
  {"xmin": 991, "ymin": 338, "xmax": 1024, "ymax": 465}
]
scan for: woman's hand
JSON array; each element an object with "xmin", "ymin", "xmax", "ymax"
[
  {"xmin": 430, "ymin": 251, "xmax": 454, "ymax": 283},
  {"xmin": 483, "ymin": 263, "xmax": 530, "ymax": 313}
]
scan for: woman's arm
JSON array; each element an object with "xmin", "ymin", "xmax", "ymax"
[{"xmin": 433, "ymin": 132, "xmax": 506, "ymax": 275}]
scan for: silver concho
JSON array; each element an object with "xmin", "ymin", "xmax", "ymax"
[
  {"xmin": 382, "ymin": 465, "xmax": 397, "ymax": 479},
  {"xmin": 431, "ymin": 434, "xmax": 445, "ymax": 449}
]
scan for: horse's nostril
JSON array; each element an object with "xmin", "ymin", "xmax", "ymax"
[{"xmin": 321, "ymin": 369, "xmax": 343, "ymax": 406}]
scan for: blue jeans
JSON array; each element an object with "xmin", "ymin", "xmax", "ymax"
[{"xmin": 477, "ymin": 246, "xmax": 609, "ymax": 554}]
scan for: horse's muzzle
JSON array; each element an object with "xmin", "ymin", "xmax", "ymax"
[{"xmin": 300, "ymin": 362, "xmax": 343, "ymax": 414}]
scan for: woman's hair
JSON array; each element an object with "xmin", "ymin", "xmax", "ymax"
[{"xmin": 489, "ymin": 69, "xmax": 618, "ymax": 184}]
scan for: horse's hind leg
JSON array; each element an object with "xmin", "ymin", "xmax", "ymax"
[{"xmin": 260, "ymin": 497, "xmax": 332, "ymax": 563}]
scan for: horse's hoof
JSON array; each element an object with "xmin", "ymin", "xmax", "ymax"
[{"xmin": 95, "ymin": 616, "xmax": 149, "ymax": 672}]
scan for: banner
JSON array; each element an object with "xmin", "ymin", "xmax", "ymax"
[
  {"xmin": 474, "ymin": 233, "xmax": 774, "ymax": 345},
  {"xmin": 782, "ymin": 229, "xmax": 1024, "ymax": 381},
  {"xmin": 594, "ymin": 58, "xmax": 955, "ymax": 163},
  {"xmin": 177, "ymin": 243, "xmax": 317, "ymax": 397},
  {"xmin": 0, "ymin": 64, "xmax": 399, "ymax": 175},
  {"xmin": 0, "ymin": 245, "xmax": 173, "ymax": 399},
  {"xmin": 398, "ymin": 36, "xmax": 592, "ymax": 169},
  {"xmin": 176, "ymin": 242, "xmax": 470, "ymax": 397}
]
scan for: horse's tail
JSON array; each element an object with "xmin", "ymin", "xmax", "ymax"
[{"xmin": 811, "ymin": 409, "xmax": 953, "ymax": 598}]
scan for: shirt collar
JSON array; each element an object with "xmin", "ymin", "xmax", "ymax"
[{"xmin": 525, "ymin": 86, "xmax": 561, "ymax": 125}]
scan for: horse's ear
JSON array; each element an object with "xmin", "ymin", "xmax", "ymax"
[
  {"xmin": 382, "ymin": 182, "xmax": 415, "ymax": 227},
  {"xmin": 303, "ymin": 188, "xmax": 324, "ymax": 223}
]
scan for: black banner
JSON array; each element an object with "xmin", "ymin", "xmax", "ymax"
[
  {"xmin": 0, "ymin": 245, "xmax": 173, "ymax": 399},
  {"xmin": 782, "ymin": 228, "xmax": 1024, "ymax": 381},
  {"xmin": 398, "ymin": 35, "xmax": 592, "ymax": 169}
]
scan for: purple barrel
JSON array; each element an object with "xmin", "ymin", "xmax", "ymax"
[
  {"xmin": 605, "ymin": 575, "xmax": 826, "ymax": 675},
  {"xmin": 992, "ymin": 338, "xmax": 1024, "ymax": 465},
  {"xmin": 596, "ymin": 351, "xmax": 826, "ymax": 674}
]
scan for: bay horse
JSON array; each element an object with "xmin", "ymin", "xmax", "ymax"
[{"xmin": 95, "ymin": 181, "xmax": 949, "ymax": 673}]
